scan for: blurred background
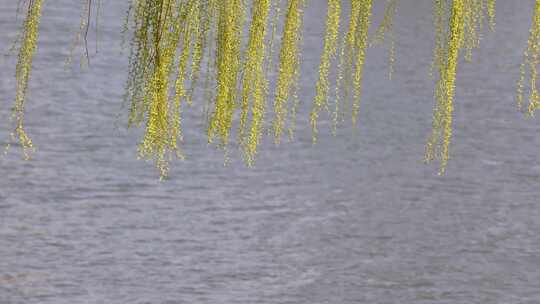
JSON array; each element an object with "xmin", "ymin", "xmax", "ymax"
[{"xmin": 1, "ymin": 0, "xmax": 539, "ymax": 303}]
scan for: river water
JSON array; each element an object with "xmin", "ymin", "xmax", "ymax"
[{"xmin": 1, "ymin": 1, "xmax": 539, "ymax": 303}]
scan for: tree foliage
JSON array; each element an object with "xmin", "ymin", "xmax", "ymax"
[{"xmin": 5, "ymin": 0, "xmax": 540, "ymax": 178}]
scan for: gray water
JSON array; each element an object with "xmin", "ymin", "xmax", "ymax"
[{"xmin": 1, "ymin": 1, "xmax": 540, "ymax": 303}]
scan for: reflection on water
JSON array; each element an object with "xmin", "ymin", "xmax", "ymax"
[{"xmin": 1, "ymin": 0, "xmax": 540, "ymax": 303}]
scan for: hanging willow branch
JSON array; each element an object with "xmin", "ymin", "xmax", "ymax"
[
  {"xmin": 239, "ymin": 0, "xmax": 271, "ymax": 165},
  {"xmin": 66, "ymin": 0, "xmax": 96, "ymax": 67},
  {"xmin": 426, "ymin": 0, "xmax": 449, "ymax": 167},
  {"xmin": 16, "ymin": 1, "xmax": 540, "ymax": 179},
  {"xmin": 272, "ymin": 0, "xmax": 305, "ymax": 145},
  {"xmin": 9, "ymin": 0, "xmax": 43, "ymax": 159},
  {"xmin": 370, "ymin": 0, "xmax": 398, "ymax": 80},
  {"xmin": 425, "ymin": 0, "xmax": 496, "ymax": 174},
  {"xmin": 310, "ymin": 0, "xmax": 340, "ymax": 143},
  {"xmin": 437, "ymin": 0, "xmax": 465, "ymax": 175},
  {"xmin": 208, "ymin": 0, "xmax": 245, "ymax": 149},
  {"xmin": 517, "ymin": 0, "xmax": 540, "ymax": 115}
]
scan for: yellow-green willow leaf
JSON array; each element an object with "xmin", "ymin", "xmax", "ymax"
[
  {"xmin": 208, "ymin": 0, "xmax": 245, "ymax": 148},
  {"xmin": 185, "ymin": 0, "xmax": 207, "ymax": 106},
  {"xmin": 426, "ymin": 0, "xmax": 449, "ymax": 163},
  {"xmin": 429, "ymin": 0, "xmax": 448, "ymax": 80},
  {"xmin": 123, "ymin": 0, "xmax": 193, "ymax": 178},
  {"xmin": 10, "ymin": 0, "xmax": 43, "ymax": 159},
  {"xmin": 311, "ymin": 0, "xmax": 340, "ymax": 143},
  {"xmin": 125, "ymin": 0, "xmax": 156, "ymax": 128},
  {"xmin": 273, "ymin": 0, "xmax": 305, "ymax": 145},
  {"xmin": 371, "ymin": 0, "xmax": 398, "ymax": 80},
  {"xmin": 240, "ymin": 0, "xmax": 271, "ymax": 165},
  {"xmin": 517, "ymin": 61, "xmax": 526, "ymax": 111},
  {"xmin": 171, "ymin": 0, "xmax": 205, "ymax": 154},
  {"xmin": 266, "ymin": 0, "xmax": 283, "ymax": 79},
  {"xmin": 426, "ymin": 0, "xmax": 494, "ymax": 172},
  {"xmin": 287, "ymin": 66, "xmax": 302, "ymax": 140},
  {"xmin": 334, "ymin": 1, "xmax": 362, "ymax": 130},
  {"xmin": 462, "ymin": 0, "xmax": 496, "ymax": 61},
  {"xmin": 426, "ymin": 0, "xmax": 465, "ymax": 175},
  {"xmin": 517, "ymin": 0, "xmax": 540, "ymax": 115},
  {"xmin": 138, "ymin": 0, "xmax": 180, "ymax": 178},
  {"xmin": 462, "ymin": 0, "xmax": 484, "ymax": 62},
  {"xmin": 5, "ymin": 0, "xmax": 520, "ymax": 178},
  {"xmin": 487, "ymin": 0, "xmax": 496, "ymax": 30},
  {"xmin": 332, "ymin": 36, "xmax": 346, "ymax": 135},
  {"xmin": 351, "ymin": 0, "xmax": 373, "ymax": 128},
  {"xmin": 124, "ymin": 1, "xmax": 201, "ymax": 180},
  {"xmin": 200, "ymin": 0, "xmax": 219, "ymax": 128},
  {"xmin": 439, "ymin": 0, "xmax": 465, "ymax": 174},
  {"xmin": 286, "ymin": 0, "xmax": 306, "ymax": 142}
]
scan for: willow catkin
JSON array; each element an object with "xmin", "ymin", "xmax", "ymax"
[
  {"xmin": 273, "ymin": 0, "xmax": 305, "ymax": 145},
  {"xmin": 240, "ymin": 0, "xmax": 271, "ymax": 165},
  {"xmin": 311, "ymin": 0, "xmax": 340, "ymax": 143},
  {"xmin": 351, "ymin": 0, "xmax": 373, "ymax": 128},
  {"xmin": 10, "ymin": 0, "xmax": 42, "ymax": 159},
  {"xmin": 207, "ymin": 0, "xmax": 245, "ymax": 148},
  {"xmin": 517, "ymin": 0, "xmax": 540, "ymax": 115}
]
